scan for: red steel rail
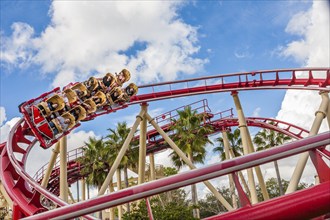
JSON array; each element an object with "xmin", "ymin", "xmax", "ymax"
[
  {"xmin": 0, "ymin": 68, "xmax": 329, "ymax": 219},
  {"xmin": 23, "ymin": 132, "xmax": 330, "ymax": 219},
  {"xmin": 34, "ymin": 116, "xmax": 308, "ymax": 196}
]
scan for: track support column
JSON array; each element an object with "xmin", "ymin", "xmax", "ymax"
[
  {"xmin": 109, "ymin": 182, "xmax": 115, "ymax": 220},
  {"xmin": 60, "ymin": 136, "xmax": 68, "ymax": 202},
  {"xmin": 82, "ymin": 178, "xmax": 86, "ymax": 201},
  {"xmin": 231, "ymin": 91, "xmax": 259, "ymax": 204},
  {"xmin": 116, "ymin": 169, "xmax": 123, "ymax": 220},
  {"xmin": 138, "ymin": 103, "xmax": 148, "ymax": 184},
  {"xmin": 98, "ymin": 108, "xmax": 146, "ymax": 195},
  {"xmin": 286, "ymin": 91, "xmax": 329, "ymax": 193},
  {"xmin": 149, "ymin": 153, "xmax": 156, "ymax": 181},
  {"xmin": 145, "ymin": 113, "xmax": 233, "ymax": 211},
  {"xmin": 222, "ymin": 130, "xmax": 238, "ymax": 209},
  {"xmin": 41, "ymin": 142, "xmax": 60, "ymax": 188}
]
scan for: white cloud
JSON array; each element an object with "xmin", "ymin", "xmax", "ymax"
[
  {"xmin": 275, "ymin": 0, "xmax": 329, "ymax": 186},
  {"xmin": 252, "ymin": 107, "xmax": 261, "ymax": 117},
  {"xmin": 1, "ymin": 1, "xmax": 207, "ymax": 88},
  {"xmin": 26, "ymin": 129, "xmax": 99, "ymax": 176},
  {"xmin": 0, "ymin": 106, "xmax": 7, "ymax": 126},
  {"xmin": 277, "ymin": 0, "xmax": 330, "ymax": 133},
  {"xmin": 0, "ymin": 117, "xmax": 21, "ymax": 143},
  {"xmin": 0, "ymin": 22, "xmax": 35, "ymax": 68}
]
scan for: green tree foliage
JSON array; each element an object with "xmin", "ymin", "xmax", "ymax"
[
  {"xmin": 77, "ymin": 137, "xmax": 109, "ymax": 219},
  {"xmin": 106, "ymin": 121, "xmax": 139, "ymax": 213},
  {"xmin": 256, "ymin": 177, "xmax": 313, "ymax": 201},
  {"xmin": 163, "ymin": 167, "xmax": 178, "ymax": 177},
  {"xmin": 77, "ymin": 137, "xmax": 110, "ymax": 189},
  {"xmin": 0, "ymin": 207, "xmax": 8, "ymax": 220},
  {"xmin": 123, "ymin": 194, "xmax": 198, "ymax": 220},
  {"xmin": 198, "ymin": 178, "xmax": 312, "ymax": 218},
  {"xmin": 106, "ymin": 122, "xmax": 139, "ymax": 187},
  {"xmin": 213, "ymin": 128, "xmax": 242, "ymax": 160},
  {"xmin": 169, "ymin": 106, "xmax": 213, "ymax": 218},
  {"xmin": 253, "ymin": 124, "xmax": 292, "ymax": 195},
  {"xmin": 199, "ymin": 187, "xmax": 232, "ymax": 219}
]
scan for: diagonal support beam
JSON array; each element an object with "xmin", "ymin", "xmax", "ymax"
[
  {"xmin": 41, "ymin": 142, "xmax": 60, "ymax": 188},
  {"xmin": 145, "ymin": 112, "xmax": 233, "ymax": 211},
  {"xmin": 98, "ymin": 108, "xmax": 146, "ymax": 195},
  {"xmin": 286, "ymin": 91, "xmax": 329, "ymax": 193}
]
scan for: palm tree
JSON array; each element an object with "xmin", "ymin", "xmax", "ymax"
[
  {"xmin": 169, "ymin": 106, "xmax": 213, "ymax": 219},
  {"xmin": 77, "ymin": 137, "xmax": 110, "ymax": 219},
  {"xmin": 213, "ymin": 128, "xmax": 243, "ymax": 209},
  {"xmin": 78, "ymin": 137, "xmax": 110, "ymax": 190},
  {"xmin": 213, "ymin": 128, "xmax": 243, "ymax": 160},
  {"xmin": 106, "ymin": 122, "xmax": 139, "ymax": 213},
  {"xmin": 253, "ymin": 123, "xmax": 291, "ymax": 195}
]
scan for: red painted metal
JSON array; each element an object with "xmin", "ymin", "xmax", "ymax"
[
  {"xmin": 204, "ymin": 182, "xmax": 330, "ymax": 220},
  {"xmin": 33, "ymin": 115, "xmax": 312, "ymax": 197},
  {"xmin": 0, "ymin": 119, "xmax": 96, "ymax": 219},
  {"xmin": 1, "ymin": 68, "xmax": 329, "ymax": 219},
  {"xmin": 131, "ymin": 68, "xmax": 330, "ymax": 104},
  {"xmin": 146, "ymin": 198, "xmax": 154, "ymax": 220},
  {"xmin": 309, "ymin": 149, "xmax": 330, "ymax": 183},
  {"xmin": 23, "ymin": 132, "xmax": 330, "ymax": 219},
  {"xmin": 232, "ymin": 173, "xmax": 251, "ymax": 207}
]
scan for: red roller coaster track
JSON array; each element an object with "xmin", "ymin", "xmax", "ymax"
[
  {"xmin": 33, "ymin": 116, "xmax": 310, "ymax": 197},
  {"xmin": 0, "ymin": 68, "xmax": 329, "ymax": 219}
]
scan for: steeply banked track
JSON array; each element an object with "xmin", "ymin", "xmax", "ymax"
[{"xmin": 0, "ymin": 68, "xmax": 329, "ymax": 219}]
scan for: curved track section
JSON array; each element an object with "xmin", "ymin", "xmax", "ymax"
[
  {"xmin": 24, "ymin": 133, "xmax": 330, "ymax": 219},
  {"xmin": 34, "ymin": 116, "xmax": 310, "ymax": 197},
  {"xmin": 0, "ymin": 68, "xmax": 329, "ymax": 219}
]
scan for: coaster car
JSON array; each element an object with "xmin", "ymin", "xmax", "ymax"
[
  {"xmin": 19, "ymin": 71, "xmax": 137, "ymax": 149},
  {"xmin": 69, "ymin": 105, "xmax": 87, "ymax": 121},
  {"xmin": 26, "ymin": 103, "xmax": 78, "ymax": 149},
  {"xmin": 37, "ymin": 95, "xmax": 65, "ymax": 117},
  {"xmin": 99, "ymin": 73, "xmax": 116, "ymax": 91},
  {"xmin": 84, "ymin": 77, "xmax": 99, "ymax": 93},
  {"xmin": 71, "ymin": 83, "xmax": 88, "ymax": 97},
  {"xmin": 83, "ymin": 99, "xmax": 97, "ymax": 114},
  {"xmin": 92, "ymin": 91, "xmax": 107, "ymax": 107},
  {"xmin": 63, "ymin": 88, "xmax": 78, "ymax": 104},
  {"xmin": 50, "ymin": 112, "xmax": 76, "ymax": 135}
]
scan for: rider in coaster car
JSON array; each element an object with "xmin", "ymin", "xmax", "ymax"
[
  {"xmin": 49, "ymin": 116, "xmax": 72, "ymax": 135},
  {"xmin": 70, "ymin": 107, "xmax": 81, "ymax": 121},
  {"xmin": 115, "ymin": 69, "xmax": 131, "ymax": 86},
  {"xmin": 84, "ymin": 77, "xmax": 98, "ymax": 93},
  {"xmin": 48, "ymin": 102, "xmax": 59, "ymax": 111},
  {"xmin": 125, "ymin": 83, "xmax": 138, "ymax": 96},
  {"xmin": 116, "ymin": 83, "xmax": 138, "ymax": 103},
  {"xmin": 97, "ymin": 73, "xmax": 116, "ymax": 92}
]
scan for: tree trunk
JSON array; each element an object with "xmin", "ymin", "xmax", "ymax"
[
  {"xmin": 124, "ymin": 165, "xmax": 130, "ymax": 213},
  {"xmin": 188, "ymin": 152, "xmax": 200, "ymax": 219},
  {"xmin": 274, "ymin": 160, "xmax": 283, "ymax": 196}
]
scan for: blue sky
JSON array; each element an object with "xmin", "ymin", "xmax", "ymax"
[
  {"xmin": 1, "ymin": 0, "xmax": 329, "ymax": 182},
  {"xmin": 1, "ymin": 1, "xmax": 311, "ymax": 126}
]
